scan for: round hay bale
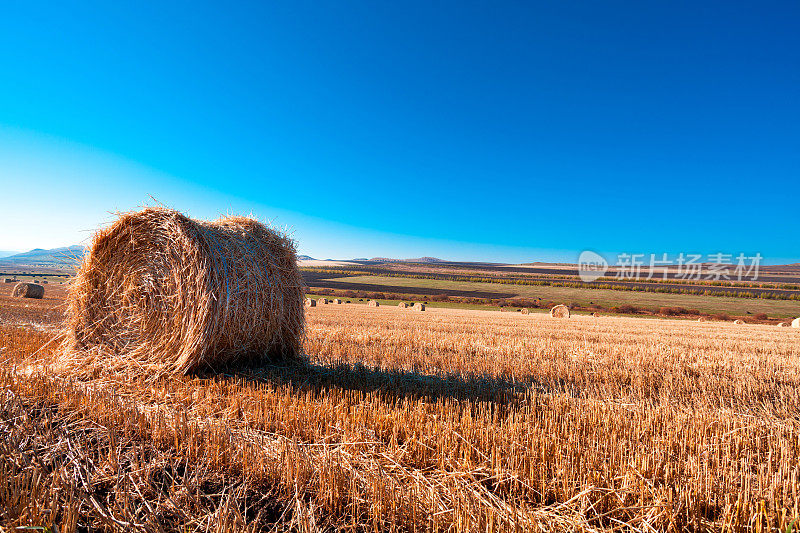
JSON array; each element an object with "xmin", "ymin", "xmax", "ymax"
[
  {"xmin": 734, "ymin": 319, "xmax": 745, "ymax": 325},
  {"xmin": 333, "ymin": 298, "xmax": 342, "ymax": 304},
  {"xmin": 3, "ymin": 278, "xmax": 14, "ymax": 283},
  {"xmin": 12, "ymin": 282, "xmax": 44, "ymax": 299},
  {"xmin": 520, "ymin": 308, "xmax": 529, "ymax": 315},
  {"xmin": 60, "ymin": 207, "xmax": 305, "ymax": 376},
  {"xmin": 412, "ymin": 303, "xmax": 425, "ymax": 311},
  {"xmin": 777, "ymin": 322, "xmax": 788, "ymax": 327},
  {"xmin": 318, "ymin": 298, "xmax": 328, "ymax": 304},
  {"xmin": 550, "ymin": 304, "xmax": 570, "ymax": 318},
  {"xmin": 367, "ymin": 300, "xmax": 379, "ymax": 307},
  {"xmin": 697, "ymin": 317, "xmax": 706, "ymax": 322},
  {"xmin": 305, "ymin": 298, "xmax": 316, "ymax": 307},
  {"xmin": 41, "ymin": 280, "xmax": 48, "ymax": 284},
  {"xmin": 398, "ymin": 302, "xmax": 408, "ymax": 308},
  {"xmin": 792, "ymin": 317, "xmax": 800, "ymax": 328}
]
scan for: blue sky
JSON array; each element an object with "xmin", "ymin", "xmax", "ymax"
[{"xmin": 0, "ymin": 2, "xmax": 797, "ymax": 263}]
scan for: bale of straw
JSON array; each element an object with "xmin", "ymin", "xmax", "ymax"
[
  {"xmin": 398, "ymin": 302, "xmax": 408, "ymax": 308},
  {"xmin": 60, "ymin": 207, "xmax": 305, "ymax": 376},
  {"xmin": 318, "ymin": 298, "xmax": 328, "ymax": 304},
  {"xmin": 591, "ymin": 312, "xmax": 598, "ymax": 317},
  {"xmin": 305, "ymin": 298, "xmax": 316, "ymax": 307},
  {"xmin": 413, "ymin": 303, "xmax": 425, "ymax": 311},
  {"xmin": 520, "ymin": 308, "xmax": 529, "ymax": 315},
  {"xmin": 367, "ymin": 300, "xmax": 379, "ymax": 307},
  {"xmin": 792, "ymin": 317, "xmax": 800, "ymax": 328},
  {"xmin": 12, "ymin": 282, "xmax": 44, "ymax": 299},
  {"xmin": 734, "ymin": 319, "xmax": 745, "ymax": 325},
  {"xmin": 41, "ymin": 280, "xmax": 48, "ymax": 284},
  {"xmin": 333, "ymin": 299, "xmax": 342, "ymax": 304},
  {"xmin": 550, "ymin": 304, "xmax": 570, "ymax": 318},
  {"xmin": 777, "ymin": 322, "xmax": 788, "ymax": 327},
  {"xmin": 697, "ymin": 317, "xmax": 706, "ymax": 322},
  {"xmin": 3, "ymin": 278, "xmax": 14, "ymax": 283}
]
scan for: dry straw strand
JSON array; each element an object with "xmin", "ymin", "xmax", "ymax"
[{"xmin": 59, "ymin": 207, "xmax": 305, "ymax": 376}]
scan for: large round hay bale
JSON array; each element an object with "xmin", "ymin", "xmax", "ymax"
[
  {"xmin": 305, "ymin": 298, "xmax": 316, "ymax": 307},
  {"xmin": 792, "ymin": 317, "xmax": 800, "ymax": 328},
  {"xmin": 367, "ymin": 300, "xmax": 379, "ymax": 307},
  {"xmin": 60, "ymin": 207, "xmax": 305, "ymax": 375},
  {"xmin": 550, "ymin": 304, "xmax": 570, "ymax": 318},
  {"xmin": 12, "ymin": 282, "xmax": 44, "ymax": 299},
  {"xmin": 413, "ymin": 303, "xmax": 425, "ymax": 311},
  {"xmin": 398, "ymin": 302, "xmax": 408, "ymax": 308},
  {"xmin": 520, "ymin": 308, "xmax": 529, "ymax": 315},
  {"xmin": 734, "ymin": 319, "xmax": 745, "ymax": 325}
]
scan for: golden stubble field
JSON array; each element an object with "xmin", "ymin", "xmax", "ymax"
[{"xmin": 1, "ymin": 285, "xmax": 799, "ymax": 532}]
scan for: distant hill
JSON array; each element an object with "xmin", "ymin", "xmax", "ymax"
[
  {"xmin": 0, "ymin": 250, "xmax": 21, "ymax": 259},
  {"xmin": 297, "ymin": 255, "xmax": 316, "ymax": 261},
  {"xmin": 0, "ymin": 245, "xmax": 86, "ymax": 266}
]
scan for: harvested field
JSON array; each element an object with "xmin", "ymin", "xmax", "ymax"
[{"xmin": 1, "ymin": 289, "xmax": 800, "ymax": 531}]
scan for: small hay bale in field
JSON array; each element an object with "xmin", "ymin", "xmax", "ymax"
[
  {"xmin": 12, "ymin": 282, "xmax": 44, "ymax": 299},
  {"xmin": 550, "ymin": 304, "xmax": 570, "ymax": 318},
  {"xmin": 333, "ymin": 298, "xmax": 342, "ymax": 304},
  {"xmin": 697, "ymin": 317, "xmax": 706, "ymax": 322},
  {"xmin": 305, "ymin": 298, "xmax": 316, "ymax": 307},
  {"xmin": 59, "ymin": 207, "xmax": 305, "ymax": 376},
  {"xmin": 41, "ymin": 280, "xmax": 48, "ymax": 284},
  {"xmin": 367, "ymin": 300, "xmax": 379, "ymax": 307},
  {"xmin": 734, "ymin": 319, "xmax": 745, "ymax": 325},
  {"xmin": 318, "ymin": 298, "xmax": 328, "ymax": 304},
  {"xmin": 3, "ymin": 278, "xmax": 14, "ymax": 283},
  {"xmin": 520, "ymin": 308, "xmax": 529, "ymax": 315},
  {"xmin": 792, "ymin": 317, "xmax": 800, "ymax": 328},
  {"xmin": 398, "ymin": 302, "xmax": 408, "ymax": 308},
  {"xmin": 777, "ymin": 322, "xmax": 788, "ymax": 327},
  {"xmin": 413, "ymin": 303, "xmax": 425, "ymax": 311},
  {"xmin": 591, "ymin": 312, "xmax": 598, "ymax": 317}
]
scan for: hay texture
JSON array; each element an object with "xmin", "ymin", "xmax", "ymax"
[
  {"xmin": 12, "ymin": 282, "xmax": 44, "ymax": 299},
  {"xmin": 367, "ymin": 300, "xmax": 379, "ymax": 307},
  {"xmin": 60, "ymin": 207, "xmax": 305, "ymax": 376},
  {"xmin": 305, "ymin": 298, "xmax": 316, "ymax": 307},
  {"xmin": 413, "ymin": 303, "xmax": 425, "ymax": 311},
  {"xmin": 792, "ymin": 317, "xmax": 800, "ymax": 328},
  {"xmin": 550, "ymin": 304, "xmax": 570, "ymax": 318}
]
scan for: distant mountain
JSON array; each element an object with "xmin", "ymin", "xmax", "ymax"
[
  {"xmin": 297, "ymin": 255, "xmax": 316, "ymax": 261},
  {"xmin": 0, "ymin": 250, "xmax": 21, "ymax": 259},
  {"xmin": 0, "ymin": 245, "xmax": 86, "ymax": 266}
]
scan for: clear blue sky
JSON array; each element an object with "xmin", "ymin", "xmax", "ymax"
[{"xmin": 0, "ymin": 2, "xmax": 797, "ymax": 263}]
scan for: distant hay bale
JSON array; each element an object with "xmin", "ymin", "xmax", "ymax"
[
  {"xmin": 413, "ymin": 303, "xmax": 425, "ymax": 311},
  {"xmin": 333, "ymin": 298, "xmax": 342, "ymax": 304},
  {"xmin": 318, "ymin": 298, "xmax": 328, "ymax": 304},
  {"xmin": 305, "ymin": 298, "xmax": 316, "ymax": 307},
  {"xmin": 367, "ymin": 300, "xmax": 379, "ymax": 307},
  {"xmin": 520, "ymin": 308, "xmax": 529, "ymax": 315},
  {"xmin": 398, "ymin": 302, "xmax": 408, "ymax": 308},
  {"xmin": 777, "ymin": 322, "xmax": 788, "ymax": 327},
  {"xmin": 734, "ymin": 319, "xmax": 745, "ymax": 325},
  {"xmin": 12, "ymin": 282, "xmax": 44, "ymax": 299},
  {"xmin": 41, "ymin": 280, "xmax": 48, "ymax": 284},
  {"xmin": 59, "ymin": 207, "xmax": 305, "ymax": 376},
  {"xmin": 550, "ymin": 304, "xmax": 570, "ymax": 318},
  {"xmin": 591, "ymin": 312, "xmax": 598, "ymax": 317},
  {"xmin": 3, "ymin": 278, "xmax": 14, "ymax": 283},
  {"xmin": 697, "ymin": 317, "xmax": 706, "ymax": 322},
  {"xmin": 792, "ymin": 317, "xmax": 800, "ymax": 328}
]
